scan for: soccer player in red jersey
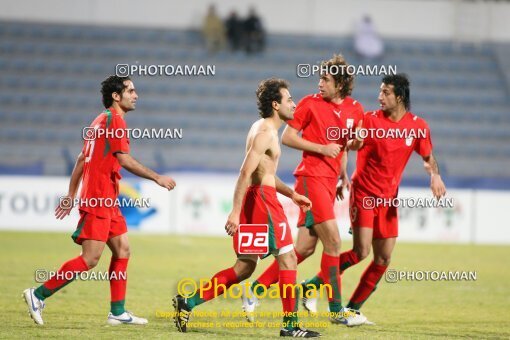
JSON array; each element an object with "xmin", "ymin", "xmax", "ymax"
[
  {"xmin": 341, "ymin": 73, "xmax": 446, "ymax": 322},
  {"xmin": 243, "ymin": 55, "xmax": 367, "ymax": 326},
  {"xmin": 173, "ymin": 78, "xmax": 320, "ymax": 338},
  {"xmin": 23, "ymin": 75, "xmax": 176, "ymax": 325}
]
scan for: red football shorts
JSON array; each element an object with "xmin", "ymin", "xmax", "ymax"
[
  {"xmin": 295, "ymin": 176, "xmax": 337, "ymax": 228},
  {"xmin": 233, "ymin": 185, "xmax": 293, "ymax": 259},
  {"xmin": 349, "ymin": 184, "xmax": 398, "ymax": 239},
  {"xmin": 72, "ymin": 209, "xmax": 128, "ymax": 245}
]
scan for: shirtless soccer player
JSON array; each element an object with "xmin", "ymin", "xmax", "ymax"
[
  {"xmin": 173, "ymin": 78, "xmax": 320, "ymax": 338},
  {"xmin": 23, "ymin": 75, "xmax": 176, "ymax": 325},
  {"xmin": 340, "ymin": 73, "xmax": 447, "ymax": 322},
  {"xmin": 242, "ymin": 54, "xmax": 367, "ymax": 326}
]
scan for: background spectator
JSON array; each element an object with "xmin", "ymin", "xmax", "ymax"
[
  {"xmin": 354, "ymin": 15, "xmax": 384, "ymax": 60},
  {"xmin": 202, "ymin": 4, "xmax": 226, "ymax": 53},
  {"xmin": 243, "ymin": 7, "xmax": 265, "ymax": 54},
  {"xmin": 225, "ymin": 10, "xmax": 243, "ymax": 52}
]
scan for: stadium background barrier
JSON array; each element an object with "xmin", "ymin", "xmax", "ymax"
[
  {"xmin": 1, "ymin": 0, "xmax": 509, "ymax": 42},
  {"xmin": 1, "ymin": 174, "xmax": 509, "ymax": 244}
]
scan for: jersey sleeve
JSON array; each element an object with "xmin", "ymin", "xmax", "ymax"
[
  {"xmin": 108, "ymin": 115, "xmax": 130, "ymax": 155},
  {"xmin": 287, "ymin": 96, "xmax": 312, "ymax": 131},
  {"xmin": 414, "ymin": 119, "xmax": 433, "ymax": 157}
]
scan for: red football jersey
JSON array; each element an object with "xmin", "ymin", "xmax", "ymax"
[
  {"xmin": 352, "ymin": 110, "xmax": 433, "ymax": 198},
  {"xmin": 287, "ymin": 94, "xmax": 364, "ymax": 178},
  {"xmin": 79, "ymin": 108, "xmax": 130, "ymax": 218}
]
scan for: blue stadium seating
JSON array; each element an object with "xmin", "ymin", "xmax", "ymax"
[{"xmin": 0, "ymin": 20, "xmax": 509, "ymax": 179}]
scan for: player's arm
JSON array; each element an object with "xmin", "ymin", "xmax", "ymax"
[
  {"xmin": 422, "ymin": 153, "xmax": 446, "ymax": 199},
  {"xmin": 225, "ymin": 131, "xmax": 272, "ymax": 236},
  {"xmin": 281, "ymin": 125, "xmax": 341, "ymax": 158},
  {"xmin": 67, "ymin": 152, "xmax": 85, "ymax": 198},
  {"xmin": 115, "ymin": 153, "xmax": 176, "ymax": 190},
  {"xmin": 55, "ymin": 152, "xmax": 85, "ymax": 219},
  {"xmin": 275, "ymin": 176, "xmax": 311, "ymax": 212},
  {"xmin": 336, "ymin": 151, "xmax": 351, "ymax": 200}
]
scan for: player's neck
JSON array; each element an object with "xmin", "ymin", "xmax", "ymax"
[
  {"xmin": 267, "ymin": 113, "xmax": 284, "ymax": 130},
  {"xmin": 110, "ymin": 104, "xmax": 126, "ymax": 118},
  {"xmin": 329, "ymin": 94, "xmax": 344, "ymax": 105},
  {"xmin": 385, "ymin": 106, "xmax": 407, "ymax": 122}
]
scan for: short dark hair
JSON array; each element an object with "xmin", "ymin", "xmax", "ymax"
[
  {"xmin": 321, "ymin": 54, "xmax": 354, "ymax": 98},
  {"xmin": 101, "ymin": 75, "xmax": 131, "ymax": 108},
  {"xmin": 256, "ymin": 78, "xmax": 289, "ymax": 118},
  {"xmin": 382, "ymin": 73, "xmax": 411, "ymax": 110}
]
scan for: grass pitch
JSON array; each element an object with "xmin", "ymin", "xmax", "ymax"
[{"xmin": 1, "ymin": 231, "xmax": 509, "ymax": 339}]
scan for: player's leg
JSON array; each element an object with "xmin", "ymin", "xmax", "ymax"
[
  {"xmin": 23, "ymin": 239, "xmax": 104, "ymax": 325},
  {"xmin": 105, "ymin": 230, "xmax": 147, "ymax": 325},
  {"xmin": 249, "ymin": 227, "xmax": 318, "ymax": 299},
  {"xmin": 257, "ymin": 185, "xmax": 320, "ymax": 338},
  {"xmin": 301, "ymin": 219, "xmax": 343, "ymax": 317},
  {"xmin": 347, "ymin": 237, "xmax": 395, "ymax": 311},
  {"xmin": 345, "ymin": 205, "xmax": 397, "ymax": 325},
  {"xmin": 340, "ymin": 226, "xmax": 372, "ymax": 274},
  {"xmin": 277, "ymin": 244, "xmax": 320, "ymax": 338},
  {"xmin": 277, "ymin": 249, "xmax": 298, "ymax": 331},
  {"xmin": 23, "ymin": 211, "xmax": 108, "ymax": 324},
  {"xmin": 326, "ymin": 190, "xmax": 373, "ymax": 326},
  {"xmin": 339, "ymin": 188, "xmax": 373, "ymax": 274},
  {"xmin": 294, "ymin": 226, "xmax": 319, "ymax": 259},
  {"xmin": 36, "ymin": 239, "xmax": 104, "ymax": 298},
  {"xmin": 174, "ymin": 256, "xmax": 256, "ymax": 333},
  {"xmin": 247, "ymin": 178, "xmax": 320, "ymax": 303},
  {"xmin": 243, "ymin": 223, "xmax": 320, "ymax": 322},
  {"xmin": 298, "ymin": 176, "xmax": 342, "ymax": 316}
]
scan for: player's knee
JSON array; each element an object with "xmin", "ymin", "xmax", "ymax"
[
  {"xmin": 234, "ymin": 262, "xmax": 256, "ymax": 281},
  {"xmin": 374, "ymin": 255, "xmax": 391, "ymax": 266},
  {"xmin": 83, "ymin": 254, "xmax": 101, "ymax": 269},
  {"xmin": 118, "ymin": 244, "xmax": 130, "ymax": 259},
  {"xmin": 297, "ymin": 246, "xmax": 314, "ymax": 259},
  {"xmin": 354, "ymin": 247, "xmax": 370, "ymax": 261},
  {"xmin": 331, "ymin": 236, "xmax": 341, "ymax": 249},
  {"xmin": 278, "ymin": 251, "xmax": 297, "ymax": 270},
  {"xmin": 237, "ymin": 268, "xmax": 255, "ymax": 281},
  {"xmin": 323, "ymin": 236, "xmax": 341, "ymax": 255}
]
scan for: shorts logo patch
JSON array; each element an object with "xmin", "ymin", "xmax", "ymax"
[{"xmin": 238, "ymin": 224, "xmax": 269, "ymax": 254}]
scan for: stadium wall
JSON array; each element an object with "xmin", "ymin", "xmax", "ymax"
[
  {"xmin": 1, "ymin": 174, "xmax": 509, "ymax": 245},
  {"xmin": 1, "ymin": 0, "xmax": 509, "ymax": 42}
]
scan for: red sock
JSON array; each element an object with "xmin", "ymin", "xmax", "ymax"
[
  {"xmin": 347, "ymin": 261, "xmax": 388, "ymax": 310},
  {"xmin": 340, "ymin": 249, "xmax": 360, "ymax": 274},
  {"xmin": 200, "ymin": 267, "xmax": 239, "ymax": 302},
  {"xmin": 44, "ymin": 255, "xmax": 89, "ymax": 290},
  {"xmin": 279, "ymin": 270, "xmax": 298, "ymax": 328},
  {"xmin": 320, "ymin": 252, "xmax": 342, "ymax": 311},
  {"xmin": 255, "ymin": 249, "xmax": 305, "ymax": 288},
  {"xmin": 35, "ymin": 256, "xmax": 89, "ymax": 299},
  {"xmin": 109, "ymin": 257, "xmax": 129, "ymax": 304}
]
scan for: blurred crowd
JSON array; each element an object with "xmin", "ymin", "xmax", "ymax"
[{"xmin": 202, "ymin": 4, "xmax": 265, "ymax": 54}]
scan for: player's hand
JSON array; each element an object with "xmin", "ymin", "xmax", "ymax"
[
  {"xmin": 225, "ymin": 211, "xmax": 240, "ymax": 236},
  {"xmin": 291, "ymin": 192, "xmax": 312, "ymax": 212},
  {"xmin": 155, "ymin": 175, "xmax": 176, "ymax": 191},
  {"xmin": 55, "ymin": 195, "xmax": 73, "ymax": 220},
  {"xmin": 347, "ymin": 121, "xmax": 364, "ymax": 151},
  {"xmin": 430, "ymin": 174, "xmax": 446, "ymax": 200},
  {"xmin": 320, "ymin": 143, "xmax": 342, "ymax": 158},
  {"xmin": 336, "ymin": 173, "xmax": 351, "ymax": 200}
]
